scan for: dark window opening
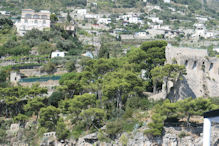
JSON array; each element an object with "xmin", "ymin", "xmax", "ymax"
[
  {"xmin": 209, "ymin": 63, "xmax": 213, "ymax": 71},
  {"xmin": 192, "ymin": 61, "xmax": 197, "ymax": 69},
  {"xmin": 185, "ymin": 60, "xmax": 188, "ymax": 66}
]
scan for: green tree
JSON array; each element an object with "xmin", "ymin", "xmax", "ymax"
[
  {"xmin": 67, "ymin": 12, "xmax": 72, "ymax": 23},
  {"xmin": 0, "ymin": 128, "xmax": 6, "ymax": 143},
  {"xmin": 67, "ymin": 93, "xmax": 96, "ymax": 120},
  {"xmin": 65, "ymin": 60, "xmax": 76, "ymax": 72},
  {"xmin": 39, "ymin": 106, "xmax": 60, "ymax": 131},
  {"xmin": 13, "ymin": 114, "xmax": 28, "ymax": 127},
  {"xmin": 98, "ymin": 44, "xmax": 110, "ymax": 58},
  {"xmin": 41, "ymin": 61, "xmax": 56, "ymax": 74},
  {"xmin": 79, "ymin": 108, "xmax": 106, "ymax": 129},
  {"xmin": 144, "ymin": 112, "xmax": 166, "ymax": 136},
  {"xmin": 50, "ymin": 13, "xmax": 58, "ymax": 23},
  {"xmin": 102, "ymin": 70, "xmax": 144, "ymax": 115},
  {"xmin": 48, "ymin": 91, "xmax": 65, "ymax": 107},
  {"xmin": 178, "ymin": 97, "xmax": 217, "ymax": 125},
  {"xmin": 24, "ymin": 97, "xmax": 46, "ymax": 120},
  {"xmin": 56, "ymin": 118, "xmax": 70, "ymax": 141},
  {"xmin": 151, "ymin": 64, "xmax": 186, "ymax": 96}
]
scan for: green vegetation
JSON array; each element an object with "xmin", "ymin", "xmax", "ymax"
[
  {"xmin": 0, "ymin": 24, "xmax": 83, "ymax": 56},
  {"xmin": 145, "ymin": 98, "xmax": 218, "ymax": 136},
  {"xmin": 0, "ymin": 39, "xmax": 218, "ymax": 144}
]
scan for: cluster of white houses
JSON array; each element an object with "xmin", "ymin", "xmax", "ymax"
[{"xmin": 15, "ymin": 9, "xmax": 50, "ymax": 36}]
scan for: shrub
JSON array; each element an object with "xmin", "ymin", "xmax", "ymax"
[
  {"xmin": 119, "ymin": 134, "xmax": 128, "ymax": 146},
  {"xmin": 178, "ymin": 131, "xmax": 188, "ymax": 138}
]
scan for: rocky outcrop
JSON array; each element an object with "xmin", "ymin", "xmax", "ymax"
[{"xmin": 70, "ymin": 125, "xmax": 219, "ymax": 146}]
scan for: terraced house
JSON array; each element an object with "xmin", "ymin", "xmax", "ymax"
[{"xmin": 15, "ymin": 9, "xmax": 50, "ymax": 36}]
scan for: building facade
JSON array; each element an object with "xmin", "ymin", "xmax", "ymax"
[{"xmin": 15, "ymin": 9, "xmax": 50, "ymax": 36}]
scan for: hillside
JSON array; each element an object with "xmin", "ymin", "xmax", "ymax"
[
  {"xmin": 0, "ymin": 0, "xmax": 219, "ymax": 145},
  {"xmin": 205, "ymin": 0, "xmax": 219, "ymax": 11}
]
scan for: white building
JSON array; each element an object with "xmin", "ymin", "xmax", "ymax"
[
  {"xmin": 134, "ymin": 32, "xmax": 147, "ymax": 37},
  {"xmin": 76, "ymin": 9, "xmax": 87, "ymax": 15},
  {"xmin": 97, "ymin": 18, "xmax": 111, "ymax": 25},
  {"xmin": 51, "ymin": 51, "xmax": 65, "ymax": 58},
  {"xmin": 203, "ymin": 109, "xmax": 219, "ymax": 146},
  {"xmin": 128, "ymin": 17, "xmax": 142, "ymax": 24},
  {"xmin": 164, "ymin": 0, "xmax": 170, "ymax": 3},
  {"xmin": 196, "ymin": 16, "xmax": 208, "ymax": 23},
  {"xmin": 0, "ymin": 11, "xmax": 7, "ymax": 15},
  {"xmin": 15, "ymin": 9, "xmax": 50, "ymax": 36},
  {"xmin": 192, "ymin": 24, "xmax": 214, "ymax": 39},
  {"xmin": 213, "ymin": 48, "xmax": 219, "ymax": 53},
  {"xmin": 148, "ymin": 17, "xmax": 163, "ymax": 24},
  {"xmin": 85, "ymin": 14, "xmax": 100, "ymax": 19}
]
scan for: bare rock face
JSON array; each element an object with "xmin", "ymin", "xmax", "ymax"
[{"xmin": 71, "ymin": 125, "xmax": 219, "ymax": 146}]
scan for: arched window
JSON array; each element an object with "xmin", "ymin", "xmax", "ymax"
[
  {"xmin": 185, "ymin": 60, "xmax": 188, "ymax": 66},
  {"xmin": 209, "ymin": 63, "xmax": 213, "ymax": 71},
  {"xmin": 192, "ymin": 61, "xmax": 197, "ymax": 69}
]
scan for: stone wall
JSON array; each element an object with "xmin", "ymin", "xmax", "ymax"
[{"xmin": 165, "ymin": 45, "xmax": 219, "ymax": 99}]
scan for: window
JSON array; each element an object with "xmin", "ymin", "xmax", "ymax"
[
  {"xmin": 34, "ymin": 20, "xmax": 38, "ymax": 24},
  {"xmin": 41, "ymin": 15, "xmax": 48, "ymax": 19},
  {"xmin": 43, "ymin": 20, "xmax": 46, "ymax": 24},
  {"xmin": 57, "ymin": 54, "xmax": 60, "ymax": 57},
  {"xmin": 209, "ymin": 63, "xmax": 213, "ymax": 71},
  {"xmin": 33, "ymin": 14, "xmax": 39, "ymax": 19},
  {"xmin": 25, "ymin": 19, "xmax": 28, "ymax": 23},
  {"xmin": 185, "ymin": 60, "xmax": 188, "ymax": 66},
  {"xmin": 192, "ymin": 61, "xmax": 197, "ymax": 69}
]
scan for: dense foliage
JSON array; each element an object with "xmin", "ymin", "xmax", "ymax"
[
  {"xmin": 0, "ymin": 40, "xmax": 218, "ymax": 144},
  {"xmin": 0, "ymin": 25, "xmax": 83, "ymax": 56}
]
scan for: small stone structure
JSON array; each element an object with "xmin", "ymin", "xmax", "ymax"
[
  {"xmin": 43, "ymin": 132, "xmax": 56, "ymax": 137},
  {"xmin": 10, "ymin": 72, "xmax": 25, "ymax": 83},
  {"xmin": 10, "ymin": 123, "xmax": 20, "ymax": 131}
]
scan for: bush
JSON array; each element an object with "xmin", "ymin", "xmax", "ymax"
[
  {"xmin": 106, "ymin": 120, "xmax": 123, "ymax": 139},
  {"xmin": 125, "ymin": 97, "xmax": 152, "ymax": 110},
  {"xmin": 56, "ymin": 118, "xmax": 70, "ymax": 141},
  {"xmin": 41, "ymin": 61, "xmax": 56, "ymax": 74},
  {"xmin": 106, "ymin": 119, "xmax": 137, "ymax": 139},
  {"xmin": 72, "ymin": 122, "xmax": 86, "ymax": 139},
  {"xmin": 119, "ymin": 134, "xmax": 128, "ymax": 146},
  {"xmin": 144, "ymin": 113, "xmax": 165, "ymax": 136},
  {"xmin": 178, "ymin": 131, "xmax": 188, "ymax": 138},
  {"xmin": 97, "ymin": 129, "xmax": 111, "ymax": 143},
  {"xmin": 48, "ymin": 91, "xmax": 65, "ymax": 107}
]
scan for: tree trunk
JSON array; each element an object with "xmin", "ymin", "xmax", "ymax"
[
  {"xmin": 97, "ymin": 89, "xmax": 102, "ymax": 108},
  {"xmin": 153, "ymin": 81, "xmax": 157, "ymax": 94},
  {"xmin": 187, "ymin": 114, "xmax": 191, "ymax": 127}
]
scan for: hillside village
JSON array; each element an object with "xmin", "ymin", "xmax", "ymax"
[{"xmin": 0, "ymin": 0, "xmax": 219, "ymax": 145}]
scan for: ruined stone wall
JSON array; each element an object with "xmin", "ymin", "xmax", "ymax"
[{"xmin": 166, "ymin": 45, "xmax": 219, "ymax": 99}]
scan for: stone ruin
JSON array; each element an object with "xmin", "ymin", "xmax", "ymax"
[{"xmin": 165, "ymin": 45, "xmax": 219, "ymax": 100}]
